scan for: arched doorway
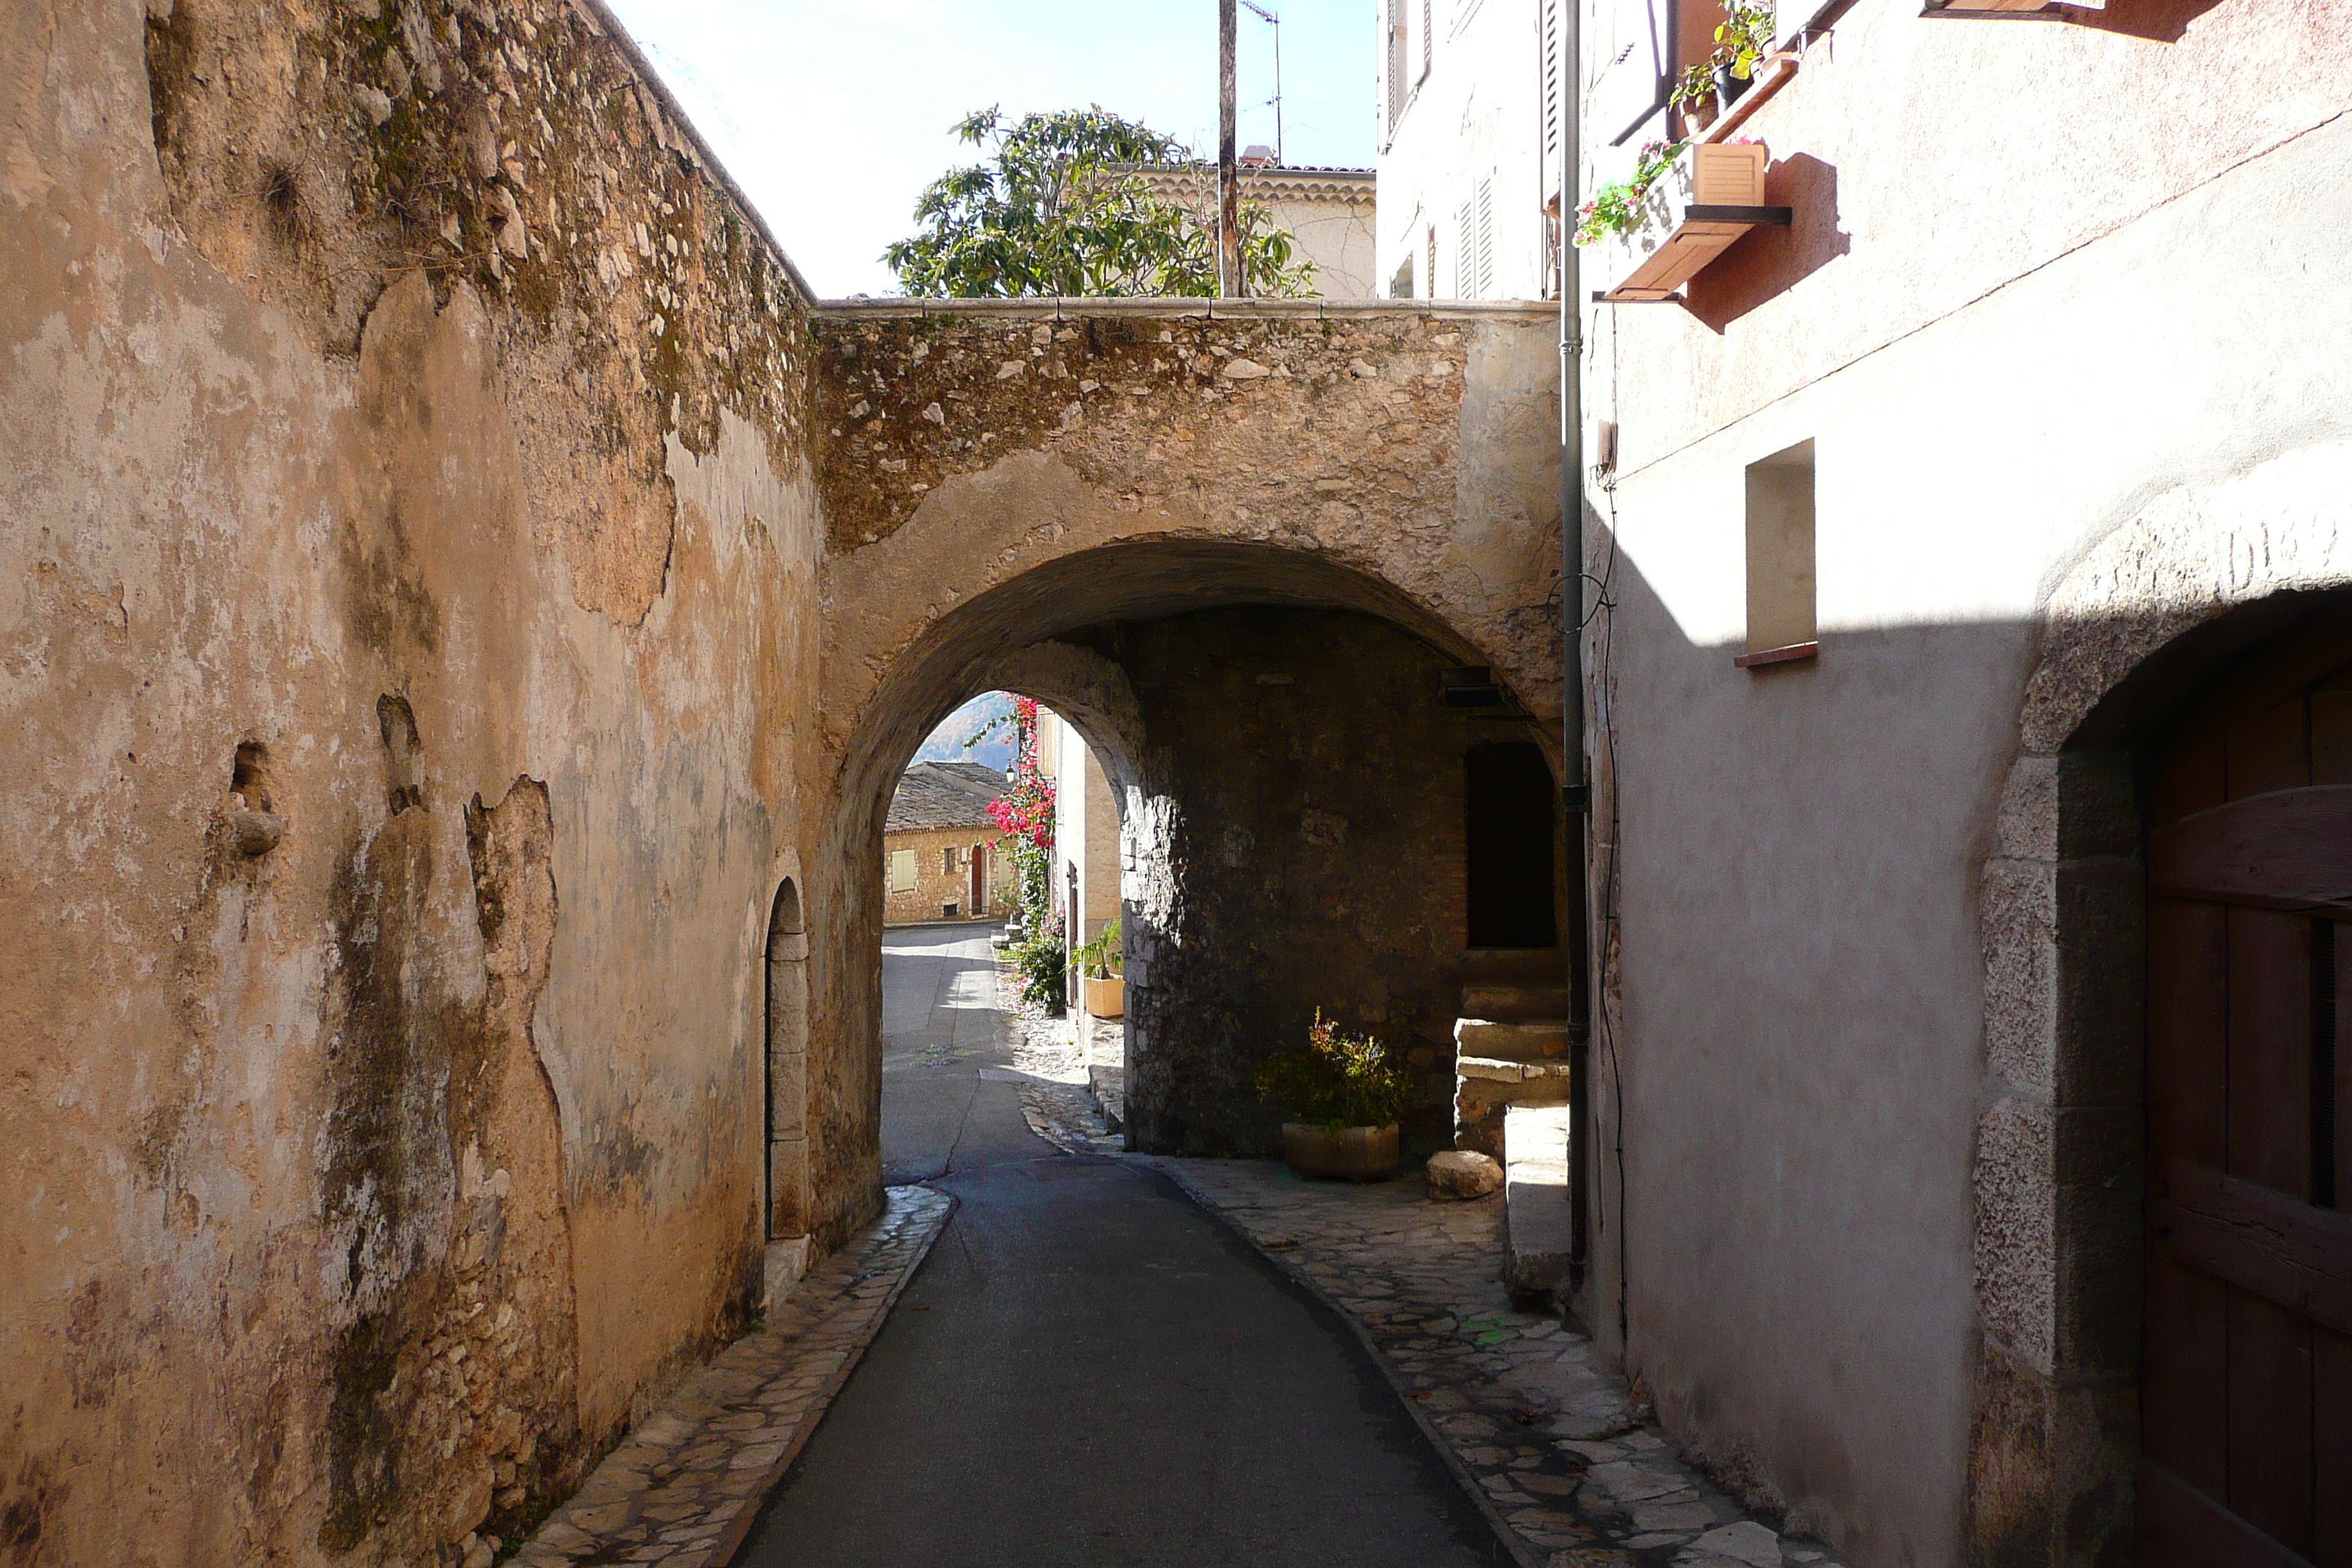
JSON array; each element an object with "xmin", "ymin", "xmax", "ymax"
[
  {"xmin": 766, "ymin": 875, "xmax": 808, "ymax": 1242},
  {"xmin": 2138, "ymin": 616, "xmax": 2352, "ymax": 1563}
]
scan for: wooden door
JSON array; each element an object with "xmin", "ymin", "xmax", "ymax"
[{"xmin": 2141, "ymin": 623, "xmax": 2352, "ymax": 1567}]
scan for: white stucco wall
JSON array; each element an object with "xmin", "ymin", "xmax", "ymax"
[
  {"xmin": 1581, "ymin": 22, "xmax": 2352, "ymax": 1564},
  {"xmin": 1376, "ymin": 0, "xmax": 1549, "ymax": 300}
]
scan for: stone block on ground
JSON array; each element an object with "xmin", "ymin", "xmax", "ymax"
[
  {"xmin": 1504, "ymin": 1104, "xmax": 1574, "ymax": 1294},
  {"xmin": 1428, "ymin": 1149, "xmax": 1504, "ymax": 1199}
]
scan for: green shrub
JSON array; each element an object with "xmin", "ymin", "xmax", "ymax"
[
  {"xmin": 1009, "ymin": 909, "xmax": 1067, "ymax": 1014},
  {"xmin": 1254, "ymin": 1009, "xmax": 1414, "ymax": 1132}
]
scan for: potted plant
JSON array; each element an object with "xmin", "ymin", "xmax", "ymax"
[
  {"xmin": 1578, "ymin": 137, "xmax": 1773, "ymax": 303},
  {"xmin": 1254, "ymin": 1009, "xmax": 1414, "ymax": 1181},
  {"xmin": 1667, "ymin": 0, "xmax": 1776, "ymax": 132},
  {"xmin": 1074, "ymin": 916, "xmax": 1123, "ymax": 1019}
]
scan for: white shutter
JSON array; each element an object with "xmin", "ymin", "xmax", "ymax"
[
  {"xmin": 1455, "ymin": 197, "xmax": 1474, "ymax": 298},
  {"xmin": 1474, "ymin": 176, "xmax": 1495, "ymax": 299},
  {"xmin": 1539, "ymin": 0, "xmax": 1562, "ymax": 197},
  {"xmin": 1590, "ymin": 0, "xmax": 1670, "ymax": 148},
  {"xmin": 1387, "ymin": 0, "xmax": 1409, "ymax": 127}
]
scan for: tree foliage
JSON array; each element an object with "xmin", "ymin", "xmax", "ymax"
[{"xmin": 883, "ymin": 106, "xmax": 1316, "ymax": 298}]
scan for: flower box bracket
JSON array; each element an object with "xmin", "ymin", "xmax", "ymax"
[{"xmin": 1591, "ymin": 142, "xmax": 1791, "ymax": 305}]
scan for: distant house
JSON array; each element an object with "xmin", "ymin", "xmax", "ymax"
[
  {"xmin": 882, "ymin": 761, "xmax": 1011, "ymax": 925},
  {"xmin": 1124, "ymin": 158, "xmax": 1379, "ymax": 299}
]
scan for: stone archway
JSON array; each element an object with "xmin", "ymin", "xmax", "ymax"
[
  {"xmin": 1968, "ymin": 440, "xmax": 2352, "ymax": 1567},
  {"xmin": 804, "ymin": 538, "xmax": 1561, "ymax": 1243},
  {"xmin": 790, "ymin": 302, "xmax": 1567, "ymax": 1245}
]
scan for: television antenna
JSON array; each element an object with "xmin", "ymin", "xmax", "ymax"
[{"xmin": 1240, "ymin": 0, "xmax": 1282, "ymax": 165}]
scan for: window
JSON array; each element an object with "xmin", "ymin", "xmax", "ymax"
[
  {"xmin": 1391, "ymin": 255, "xmax": 1415, "ymax": 300},
  {"xmin": 942, "ymin": 845, "xmax": 959, "ymax": 875},
  {"xmin": 889, "ymin": 848, "xmax": 917, "ymax": 893},
  {"xmin": 1421, "ymin": 0, "xmax": 1434, "ymax": 80},
  {"xmin": 1593, "ymin": 0, "xmax": 1727, "ymax": 148},
  {"xmin": 1737, "ymin": 440, "xmax": 1817, "ymax": 667}
]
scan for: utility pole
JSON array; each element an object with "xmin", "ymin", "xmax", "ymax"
[{"xmin": 1218, "ymin": 0, "xmax": 1243, "ymax": 297}]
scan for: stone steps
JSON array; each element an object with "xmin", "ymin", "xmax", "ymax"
[
  {"xmin": 1459, "ymin": 947, "xmax": 1567, "ymax": 987},
  {"xmin": 1462, "ymin": 981, "xmax": 1574, "ymax": 1019},
  {"xmin": 1453, "ymin": 1016, "xmax": 1572, "ymax": 1063},
  {"xmin": 1453, "ymin": 1058, "xmax": 1570, "ymax": 1157}
]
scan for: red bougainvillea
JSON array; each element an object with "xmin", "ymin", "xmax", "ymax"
[{"xmin": 986, "ymin": 696, "xmax": 1056, "ymax": 851}]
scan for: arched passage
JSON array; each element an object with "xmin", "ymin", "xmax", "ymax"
[{"xmin": 802, "ymin": 538, "xmax": 1564, "ymax": 1241}]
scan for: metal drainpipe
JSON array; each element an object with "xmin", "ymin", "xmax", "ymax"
[{"xmin": 1557, "ymin": 0, "xmax": 1597, "ymax": 1311}]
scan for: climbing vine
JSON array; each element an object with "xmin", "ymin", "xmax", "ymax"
[{"xmin": 988, "ymin": 698, "xmax": 1067, "ymax": 1011}]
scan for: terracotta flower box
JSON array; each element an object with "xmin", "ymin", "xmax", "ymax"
[
  {"xmin": 1082, "ymin": 974, "xmax": 1125, "ymax": 1019},
  {"xmin": 1594, "ymin": 141, "xmax": 1789, "ymax": 304}
]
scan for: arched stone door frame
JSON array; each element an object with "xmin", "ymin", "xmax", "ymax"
[
  {"xmin": 765, "ymin": 853, "xmax": 808, "ymax": 1245},
  {"xmin": 1969, "ymin": 442, "xmax": 2352, "ymax": 1566}
]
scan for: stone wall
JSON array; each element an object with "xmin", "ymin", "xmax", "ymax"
[
  {"xmin": 1, "ymin": 4, "xmax": 1569, "ymax": 1560},
  {"xmin": 804, "ymin": 296, "xmax": 1564, "ymax": 1247},
  {"xmin": 882, "ymin": 826, "xmax": 1002, "ymax": 926},
  {"xmin": 1096, "ymin": 606, "xmax": 1560, "ymax": 1155},
  {"xmin": 0, "ymin": 1, "xmax": 822, "ymax": 1561}
]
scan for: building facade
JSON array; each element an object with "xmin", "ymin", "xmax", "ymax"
[
  {"xmin": 1375, "ymin": 0, "xmax": 1555, "ymax": 299},
  {"xmin": 882, "ymin": 762, "xmax": 1009, "ymax": 925},
  {"xmin": 1558, "ymin": 2, "xmax": 2352, "ymax": 1565},
  {"xmin": 1131, "ymin": 162, "xmax": 1381, "ymax": 298}
]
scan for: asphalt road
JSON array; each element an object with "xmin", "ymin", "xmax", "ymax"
[{"xmin": 736, "ymin": 922, "xmax": 1505, "ymax": 1568}]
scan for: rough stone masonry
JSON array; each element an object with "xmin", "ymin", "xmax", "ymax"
[{"xmin": 0, "ymin": 1, "xmax": 1561, "ymax": 1563}]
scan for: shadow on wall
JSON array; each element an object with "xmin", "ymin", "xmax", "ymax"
[
  {"xmin": 1684, "ymin": 154, "xmax": 1849, "ymax": 332},
  {"xmin": 1583, "ymin": 465, "xmax": 2352, "ymax": 1568},
  {"xmin": 2072, "ymin": 0, "xmax": 2228, "ymax": 45}
]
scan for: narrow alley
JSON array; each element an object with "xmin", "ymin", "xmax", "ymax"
[{"xmin": 739, "ymin": 924, "xmax": 1506, "ymax": 1566}]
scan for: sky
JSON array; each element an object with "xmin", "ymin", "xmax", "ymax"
[
  {"xmin": 912, "ymin": 692, "xmax": 1017, "ymax": 772},
  {"xmin": 598, "ymin": 0, "xmax": 1377, "ymax": 298}
]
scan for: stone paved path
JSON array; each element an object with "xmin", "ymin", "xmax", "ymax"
[
  {"xmin": 509, "ymin": 1187, "xmax": 951, "ymax": 1568},
  {"xmin": 1013, "ymin": 1082, "xmax": 1852, "ymax": 1568}
]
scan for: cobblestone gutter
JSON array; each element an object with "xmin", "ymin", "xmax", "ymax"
[{"xmin": 510, "ymin": 1188, "xmax": 951, "ymax": 1568}]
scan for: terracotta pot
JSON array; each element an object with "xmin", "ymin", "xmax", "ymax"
[
  {"xmin": 1282, "ymin": 1122, "xmax": 1400, "ymax": 1182},
  {"xmin": 1082, "ymin": 974, "xmax": 1125, "ymax": 1019}
]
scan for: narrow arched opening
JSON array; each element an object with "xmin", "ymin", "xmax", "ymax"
[{"xmin": 765, "ymin": 875, "xmax": 809, "ymax": 1245}]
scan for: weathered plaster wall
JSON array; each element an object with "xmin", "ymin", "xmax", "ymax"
[
  {"xmin": 1575, "ymin": 1, "xmax": 2352, "ymax": 1558},
  {"xmin": 4, "ymin": 0, "xmax": 1571, "ymax": 1550},
  {"xmin": 0, "ymin": 1, "xmax": 821, "ymax": 1561}
]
